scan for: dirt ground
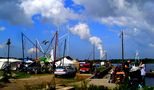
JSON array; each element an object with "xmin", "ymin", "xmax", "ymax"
[{"xmin": 0, "ymin": 73, "xmax": 91, "ymax": 90}]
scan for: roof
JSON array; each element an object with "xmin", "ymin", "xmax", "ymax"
[{"xmin": 56, "ymin": 56, "xmax": 73, "ymax": 61}]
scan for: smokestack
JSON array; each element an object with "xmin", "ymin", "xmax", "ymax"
[{"xmin": 100, "ymin": 48, "xmax": 103, "ymax": 60}]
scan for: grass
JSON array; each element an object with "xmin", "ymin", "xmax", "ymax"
[
  {"xmin": 24, "ymin": 81, "xmax": 55, "ymax": 90},
  {"xmin": 15, "ymin": 72, "xmax": 31, "ymax": 79},
  {"xmin": 71, "ymin": 80, "xmax": 109, "ymax": 90},
  {"xmin": 0, "ymin": 70, "xmax": 3, "ymax": 77},
  {"xmin": 61, "ymin": 78, "xmax": 77, "ymax": 85},
  {"xmin": 0, "ymin": 70, "xmax": 31, "ymax": 79}
]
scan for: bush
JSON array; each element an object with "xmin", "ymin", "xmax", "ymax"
[{"xmin": 96, "ymin": 66, "xmax": 105, "ymax": 72}]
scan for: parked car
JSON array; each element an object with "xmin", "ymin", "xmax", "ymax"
[
  {"xmin": 25, "ymin": 62, "xmax": 42, "ymax": 74},
  {"xmin": 54, "ymin": 65, "xmax": 76, "ymax": 77},
  {"xmin": 79, "ymin": 63, "xmax": 91, "ymax": 73}
]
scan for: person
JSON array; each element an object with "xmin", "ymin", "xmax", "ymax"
[
  {"xmin": 123, "ymin": 60, "xmax": 131, "ymax": 76},
  {"xmin": 108, "ymin": 69, "xmax": 114, "ymax": 83},
  {"xmin": 139, "ymin": 61, "xmax": 145, "ymax": 69},
  {"xmin": 139, "ymin": 61, "xmax": 146, "ymax": 86}
]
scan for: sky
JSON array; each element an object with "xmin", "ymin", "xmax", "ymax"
[{"xmin": 0, "ymin": 0, "xmax": 154, "ymax": 59}]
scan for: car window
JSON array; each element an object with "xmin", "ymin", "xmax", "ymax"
[{"xmin": 56, "ymin": 66, "xmax": 65, "ymax": 69}]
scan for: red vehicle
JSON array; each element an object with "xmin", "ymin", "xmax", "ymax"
[{"xmin": 79, "ymin": 63, "xmax": 91, "ymax": 73}]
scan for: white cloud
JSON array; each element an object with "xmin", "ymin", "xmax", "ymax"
[
  {"xmin": 27, "ymin": 47, "xmax": 40, "ymax": 54},
  {"xmin": 69, "ymin": 23, "xmax": 105, "ymax": 59},
  {"xmin": 149, "ymin": 43, "xmax": 154, "ymax": 48},
  {"xmin": 69, "ymin": 23, "xmax": 91, "ymax": 39},
  {"xmin": 73, "ymin": 0, "xmax": 154, "ymax": 47},
  {"xmin": 0, "ymin": 26, "xmax": 5, "ymax": 31},
  {"xmin": 101, "ymin": 16, "xmax": 130, "ymax": 26},
  {"xmin": 0, "ymin": 44, "xmax": 4, "ymax": 49},
  {"xmin": 20, "ymin": 0, "xmax": 79, "ymax": 24},
  {"xmin": 69, "ymin": 23, "xmax": 103, "ymax": 50}
]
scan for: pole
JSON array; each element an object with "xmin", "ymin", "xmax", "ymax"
[
  {"xmin": 121, "ymin": 30, "xmax": 124, "ymax": 63},
  {"xmin": 36, "ymin": 40, "xmax": 38, "ymax": 60},
  {"xmin": 21, "ymin": 33, "xmax": 25, "ymax": 61},
  {"xmin": 105, "ymin": 51, "xmax": 107, "ymax": 60},
  {"xmin": 7, "ymin": 38, "xmax": 11, "ymax": 77},
  {"xmin": 63, "ymin": 39, "xmax": 67, "ymax": 66},
  {"xmin": 53, "ymin": 31, "xmax": 58, "ymax": 71},
  {"xmin": 22, "ymin": 33, "xmax": 44, "ymax": 54},
  {"xmin": 2, "ymin": 38, "xmax": 11, "ymax": 83},
  {"xmin": 7, "ymin": 39, "xmax": 11, "ymax": 65}
]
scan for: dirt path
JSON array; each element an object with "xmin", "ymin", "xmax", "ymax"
[
  {"xmin": 88, "ymin": 69, "xmax": 117, "ymax": 89},
  {"xmin": 69, "ymin": 70, "xmax": 117, "ymax": 89}
]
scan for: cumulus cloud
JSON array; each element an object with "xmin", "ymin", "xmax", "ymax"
[
  {"xmin": 27, "ymin": 47, "xmax": 40, "ymax": 54},
  {"xmin": 0, "ymin": 0, "xmax": 80, "ymax": 25},
  {"xmin": 19, "ymin": 0, "xmax": 79, "ymax": 24},
  {"xmin": 69, "ymin": 23, "xmax": 91, "ymax": 39},
  {"xmin": 73, "ymin": 0, "xmax": 154, "ymax": 48},
  {"xmin": 0, "ymin": 0, "xmax": 31, "ymax": 25},
  {"xmin": 0, "ymin": 26, "xmax": 5, "ymax": 31}
]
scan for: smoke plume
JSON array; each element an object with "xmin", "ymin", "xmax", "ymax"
[{"xmin": 69, "ymin": 23, "xmax": 105, "ymax": 59}]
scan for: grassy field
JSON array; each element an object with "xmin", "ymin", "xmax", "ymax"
[{"xmin": 0, "ymin": 70, "xmax": 31, "ymax": 79}]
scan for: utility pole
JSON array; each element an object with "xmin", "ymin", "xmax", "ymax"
[
  {"xmin": 7, "ymin": 38, "xmax": 11, "ymax": 66},
  {"xmin": 53, "ymin": 31, "xmax": 58, "ymax": 71},
  {"xmin": 21, "ymin": 33, "xmax": 25, "ymax": 61},
  {"xmin": 36, "ymin": 40, "xmax": 38, "ymax": 60},
  {"xmin": 121, "ymin": 30, "xmax": 124, "ymax": 63},
  {"xmin": 2, "ymin": 38, "xmax": 11, "ymax": 83}
]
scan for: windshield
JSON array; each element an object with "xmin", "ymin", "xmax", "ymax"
[
  {"xmin": 56, "ymin": 66, "xmax": 65, "ymax": 69},
  {"xmin": 80, "ymin": 64, "xmax": 90, "ymax": 68}
]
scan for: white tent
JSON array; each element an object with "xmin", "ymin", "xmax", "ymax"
[
  {"xmin": 55, "ymin": 56, "xmax": 77, "ymax": 67},
  {"xmin": 0, "ymin": 58, "xmax": 21, "ymax": 70}
]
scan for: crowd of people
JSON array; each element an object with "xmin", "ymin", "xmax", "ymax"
[
  {"xmin": 109, "ymin": 60, "xmax": 146, "ymax": 88},
  {"xmin": 16, "ymin": 59, "xmax": 53, "ymax": 74}
]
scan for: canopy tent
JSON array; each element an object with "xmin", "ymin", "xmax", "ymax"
[
  {"xmin": 0, "ymin": 58, "xmax": 21, "ymax": 70},
  {"xmin": 55, "ymin": 56, "xmax": 78, "ymax": 67}
]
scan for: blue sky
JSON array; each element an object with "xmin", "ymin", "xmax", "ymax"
[{"xmin": 0, "ymin": 0, "xmax": 154, "ymax": 59}]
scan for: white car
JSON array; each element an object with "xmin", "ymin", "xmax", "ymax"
[{"xmin": 54, "ymin": 65, "xmax": 76, "ymax": 77}]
